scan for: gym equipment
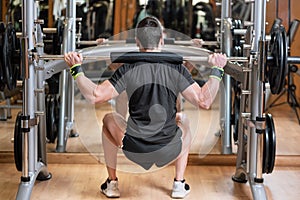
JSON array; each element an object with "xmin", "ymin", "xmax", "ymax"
[
  {"xmin": 232, "ymin": 82, "xmax": 241, "ymax": 142},
  {"xmin": 267, "ymin": 25, "xmax": 288, "ymax": 94},
  {"xmin": 39, "ymin": 47, "xmax": 245, "ymax": 83},
  {"xmin": 266, "ymin": 18, "xmax": 300, "ymax": 124},
  {"xmin": 2, "ymin": 23, "xmax": 20, "ymax": 90},
  {"xmin": 232, "ymin": 19, "xmax": 244, "ymax": 57},
  {"xmin": 77, "ymin": 38, "xmax": 220, "ymax": 46},
  {"xmin": 0, "ymin": 22, "xmax": 6, "ymax": 91},
  {"xmin": 37, "ymin": 40, "xmax": 300, "ymax": 91},
  {"xmin": 262, "ymin": 113, "xmax": 276, "ymax": 174},
  {"xmin": 14, "ymin": 111, "xmax": 22, "ymax": 171},
  {"xmin": 231, "ymin": 0, "xmax": 276, "ymax": 199},
  {"xmin": 192, "ymin": 2, "xmax": 216, "ymax": 42},
  {"xmin": 45, "ymin": 94, "xmax": 59, "ymax": 143},
  {"xmin": 232, "ymin": 0, "xmax": 251, "ymax": 22},
  {"xmin": 52, "ymin": 19, "xmax": 64, "ymax": 55},
  {"xmin": 16, "ymin": 1, "xmax": 52, "ymax": 199},
  {"xmin": 38, "ymin": 51, "xmax": 247, "ymax": 62}
]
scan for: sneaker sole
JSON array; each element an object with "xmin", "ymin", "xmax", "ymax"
[
  {"xmin": 171, "ymin": 190, "xmax": 190, "ymax": 199},
  {"xmin": 101, "ymin": 190, "xmax": 120, "ymax": 198}
]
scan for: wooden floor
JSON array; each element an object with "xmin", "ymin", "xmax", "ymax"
[
  {"xmin": 0, "ymin": 92, "xmax": 300, "ymax": 199},
  {"xmin": 1, "ymin": 163, "xmax": 300, "ymax": 200}
]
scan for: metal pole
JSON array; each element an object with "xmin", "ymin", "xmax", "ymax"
[
  {"xmin": 35, "ymin": 23, "xmax": 48, "ymax": 165},
  {"xmin": 21, "ymin": 0, "xmax": 35, "ymax": 181},
  {"xmin": 220, "ymin": 0, "xmax": 232, "ymax": 154},
  {"xmin": 66, "ymin": 0, "xmax": 76, "ymax": 133},
  {"xmin": 253, "ymin": 0, "xmax": 267, "ymax": 183},
  {"xmin": 56, "ymin": 0, "xmax": 77, "ymax": 152}
]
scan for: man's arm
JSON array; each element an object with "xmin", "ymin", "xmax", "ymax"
[
  {"xmin": 181, "ymin": 53, "xmax": 227, "ymax": 109},
  {"xmin": 64, "ymin": 52, "xmax": 119, "ymax": 104},
  {"xmin": 181, "ymin": 78, "xmax": 220, "ymax": 109},
  {"xmin": 75, "ymin": 75, "xmax": 118, "ymax": 104}
]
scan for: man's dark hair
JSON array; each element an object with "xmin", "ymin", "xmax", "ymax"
[{"xmin": 135, "ymin": 16, "xmax": 163, "ymax": 50}]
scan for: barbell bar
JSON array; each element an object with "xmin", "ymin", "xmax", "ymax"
[
  {"xmin": 76, "ymin": 39, "xmax": 220, "ymax": 46},
  {"xmin": 37, "ymin": 54, "xmax": 110, "ymax": 61},
  {"xmin": 38, "ymin": 53, "xmax": 300, "ymax": 64},
  {"xmin": 37, "ymin": 54, "xmax": 249, "ymax": 62}
]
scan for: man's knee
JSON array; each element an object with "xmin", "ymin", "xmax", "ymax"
[
  {"xmin": 102, "ymin": 113, "xmax": 115, "ymax": 125},
  {"xmin": 102, "ymin": 112, "xmax": 126, "ymax": 135}
]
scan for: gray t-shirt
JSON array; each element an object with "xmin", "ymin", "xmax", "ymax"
[{"xmin": 109, "ymin": 52, "xmax": 195, "ymax": 169}]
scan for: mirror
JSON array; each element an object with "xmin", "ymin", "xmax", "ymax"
[{"xmin": 0, "ymin": 0, "xmax": 299, "ymax": 163}]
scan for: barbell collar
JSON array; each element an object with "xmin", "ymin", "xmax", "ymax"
[
  {"xmin": 34, "ymin": 19, "xmax": 44, "ymax": 24},
  {"xmin": 43, "ymin": 28, "xmax": 57, "ymax": 34},
  {"xmin": 233, "ymin": 29, "xmax": 248, "ymax": 35}
]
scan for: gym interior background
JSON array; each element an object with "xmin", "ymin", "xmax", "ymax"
[{"xmin": 0, "ymin": 0, "xmax": 300, "ymax": 200}]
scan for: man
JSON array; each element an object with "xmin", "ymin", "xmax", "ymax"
[{"xmin": 64, "ymin": 16, "xmax": 227, "ymax": 199}]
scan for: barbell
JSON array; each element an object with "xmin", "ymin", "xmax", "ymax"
[
  {"xmin": 37, "ymin": 53, "xmax": 248, "ymax": 63},
  {"xmin": 36, "ymin": 52, "xmax": 300, "ymax": 65},
  {"xmin": 76, "ymin": 39, "xmax": 220, "ymax": 46},
  {"xmin": 38, "ymin": 35, "xmax": 300, "ymax": 96}
]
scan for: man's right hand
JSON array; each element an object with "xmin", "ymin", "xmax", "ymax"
[
  {"xmin": 64, "ymin": 52, "xmax": 83, "ymax": 67},
  {"xmin": 208, "ymin": 53, "xmax": 227, "ymax": 68}
]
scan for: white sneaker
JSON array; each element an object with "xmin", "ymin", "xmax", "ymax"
[
  {"xmin": 100, "ymin": 178, "xmax": 120, "ymax": 198},
  {"xmin": 171, "ymin": 179, "xmax": 190, "ymax": 199}
]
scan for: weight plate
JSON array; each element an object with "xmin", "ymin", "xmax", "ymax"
[
  {"xmin": 266, "ymin": 113, "xmax": 276, "ymax": 174},
  {"xmin": 45, "ymin": 94, "xmax": 51, "ymax": 142},
  {"xmin": 53, "ymin": 19, "xmax": 64, "ymax": 55},
  {"xmin": 3, "ymin": 23, "xmax": 18, "ymax": 90},
  {"xmin": 268, "ymin": 26, "xmax": 287, "ymax": 94},
  {"xmin": 233, "ymin": 87, "xmax": 240, "ymax": 142},
  {"xmin": 14, "ymin": 111, "xmax": 22, "ymax": 171},
  {"xmin": 280, "ymin": 26, "xmax": 288, "ymax": 93},
  {"xmin": 0, "ymin": 22, "xmax": 5, "ymax": 91},
  {"xmin": 262, "ymin": 117, "xmax": 270, "ymax": 174},
  {"xmin": 46, "ymin": 94, "xmax": 58, "ymax": 143}
]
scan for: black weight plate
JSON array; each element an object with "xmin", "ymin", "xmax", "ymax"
[
  {"xmin": 53, "ymin": 95, "xmax": 59, "ymax": 141},
  {"xmin": 45, "ymin": 94, "xmax": 51, "ymax": 142},
  {"xmin": 47, "ymin": 95, "xmax": 58, "ymax": 143},
  {"xmin": 46, "ymin": 94, "xmax": 53, "ymax": 142},
  {"xmin": 53, "ymin": 19, "xmax": 64, "ymax": 55},
  {"xmin": 233, "ymin": 94, "xmax": 240, "ymax": 142},
  {"xmin": 14, "ymin": 111, "xmax": 22, "ymax": 171},
  {"xmin": 0, "ymin": 23, "xmax": 6, "ymax": 91},
  {"xmin": 3, "ymin": 23, "xmax": 17, "ymax": 90},
  {"xmin": 279, "ymin": 27, "xmax": 288, "ymax": 93},
  {"xmin": 268, "ymin": 26, "xmax": 287, "ymax": 94},
  {"xmin": 262, "ymin": 118, "xmax": 270, "ymax": 174},
  {"xmin": 266, "ymin": 113, "xmax": 276, "ymax": 174}
]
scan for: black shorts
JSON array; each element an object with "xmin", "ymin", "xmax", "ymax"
[{"xmin": 122, "ymin": 128, "xmax": 183, "ymax": 170}]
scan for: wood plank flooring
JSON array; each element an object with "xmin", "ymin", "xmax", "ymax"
[{"xmin": 1, "ymin": 163, "xmax": 300, "ymax": 200}]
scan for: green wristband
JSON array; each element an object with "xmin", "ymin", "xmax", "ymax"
[
  {"xmin": 209, "ymin": 66, "xmax": 224, "ymax": 81},
  {"xmin": 70, "ymin": 64, "xmax": 84, "ymax": 80}
]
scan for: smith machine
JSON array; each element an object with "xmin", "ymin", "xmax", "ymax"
[{"xmin": 10, "ymin": 0, "xmax": 300, "ymax": 199}]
